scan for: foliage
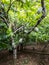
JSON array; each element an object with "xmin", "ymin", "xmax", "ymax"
[{"xmin": 0, "ymin": 0, "xmax": 49, "ymax": 50}]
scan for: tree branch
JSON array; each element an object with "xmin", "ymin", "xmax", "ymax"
[
  {"xmin": 7, "ymin": 0, "xmax": 16, "ymax": 14},
  {"xmin": 27, "ymin": 0, "xmax": 46, "ymax": 34},
  {"xmin": 34, "ymin": 0, "xmax": 46, "ymax": 27},
  {"xmin": 0, "ymin": 15, "xmax": 9, "ymax": 27},
  {"xmin": 13, "ymin": 26, "xmax": 24, "ymax": 34},
  {"xmin": 0, "ymin": 2, "xmax": 6, "ymax": 17},
  {"xmin": 7, "ymin": 0, "xmax": 11, "ymax": 14}
]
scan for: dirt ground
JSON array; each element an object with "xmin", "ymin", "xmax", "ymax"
[{"xmin": 0, "ymin": 45, "xmax": 49, "ymax": 65}]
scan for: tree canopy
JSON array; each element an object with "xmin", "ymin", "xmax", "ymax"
[{"xmin": 0, "ymin": 0, "xmax": 49, "ymax": 50}]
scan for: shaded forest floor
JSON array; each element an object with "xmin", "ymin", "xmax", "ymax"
[{"xmin": 0, "ymin": 44, "xmax": 49, "ymax": 65}]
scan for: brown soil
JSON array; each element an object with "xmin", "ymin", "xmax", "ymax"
[{"xmin": 0, "ymin": 45, "xmax": 49, "ymax": 65}]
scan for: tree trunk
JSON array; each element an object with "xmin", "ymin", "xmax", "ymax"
[
  {"xmin": 20, "ymin": 43, "xmax": 23, "ymax": 51},
  {"xmin": 11, "ymin": 36, "xmax": 17, "ymax": 59},
  {"xmin": 13, "ymin": 47, "xmax": 17, "ymax": 59}
]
